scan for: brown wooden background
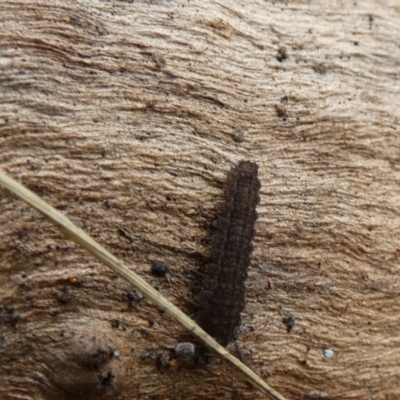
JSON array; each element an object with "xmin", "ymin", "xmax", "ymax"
[{"xmin": 1, "ymin": 1, "xmax": 399, "ymax": 399}]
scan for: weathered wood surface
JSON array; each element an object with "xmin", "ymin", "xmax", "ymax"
[{"xmin": 0, "ymin": 1, "xmax": 399, "ymax": 399}]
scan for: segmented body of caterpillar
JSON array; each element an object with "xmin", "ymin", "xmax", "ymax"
[{"xmin": 197, "ymin": 160, "xmax": 260, "ymax": 346}]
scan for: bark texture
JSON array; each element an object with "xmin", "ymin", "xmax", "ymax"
[{"xmin": 0, "ymin": 1, "xmax": 399, "ymax": 399}]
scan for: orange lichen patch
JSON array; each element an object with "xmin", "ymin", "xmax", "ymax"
[
  {"xmin": 54, "ymin": 276, "xmax": 81, "ymax": 286},
  {"xmin": 169, "ymin": 358, "xmax": 181, "ymax": 372}
]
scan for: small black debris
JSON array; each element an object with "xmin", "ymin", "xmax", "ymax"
[
  {"xmin": 127, "ymin": 290, "xmax": 143, "ymax": 308},
  {"xmin": 11, "ymin": 314, "xmax": 21, "ymax": 328},
  {"xmin": 156, "ymin": 352, "xmax": 168, "ymax": 371},
  {"xmin": 282, "ymin": 315, "xmax": 296, "ymax": 332},
  {"xmin": 151, "ymin": 262, "xmax": 169, "ymax": 277},
  {"xmin": 98, "ymin": 371, "xmax": 115, "ymax": 389},
  {"xmin": 276, "ymin": 46, "xmax": 288, "ymax": 62},
  {"xmin": 111, "ymin": 319, "xmax": 120, "ymax": 328},
  {"xmin": 93, "ymin": 347, "xmax": 108, "ymax": 361},
  {"xmin": 139, "ymin": 328, "xmax": 151, "ymax": 338},
  {"xmin": 55, "ymin": 287, "xmax": 70, "ymax": 304},
  {"xmin": 118, "ymin": 228, "xmax": 134, "ymax": 243}
]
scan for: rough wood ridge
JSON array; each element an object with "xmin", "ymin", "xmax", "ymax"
[{"xmin": 197, "ymin": 161, "xmax": 260, "ymax": 346}]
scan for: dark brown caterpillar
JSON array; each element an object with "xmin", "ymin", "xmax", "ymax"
[{"xmin": 197, "ymin": 160, "xmax": 260, "ymax": 346}]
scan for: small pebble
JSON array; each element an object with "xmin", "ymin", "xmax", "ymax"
[
  {"xmin": 323, "ymin": 348, "xmax": 335, "ymax": 359},
  {"xmin": 175, "ymin": 342, "xmax": 195, "ymax": 365}
]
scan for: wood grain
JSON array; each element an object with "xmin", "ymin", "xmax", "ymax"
[{"xmin": 0, "ymin": 0, "xmax": 399, "ymax": 399}]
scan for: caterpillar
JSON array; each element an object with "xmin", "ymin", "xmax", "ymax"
[{"xmin": 197, "ymin": 160, "xmax": 260, "ymax": 346}]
